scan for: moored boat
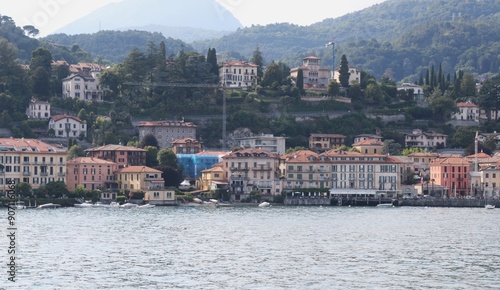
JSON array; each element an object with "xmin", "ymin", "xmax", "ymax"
[{"xmin": 37, "ymin": 203, "xmax": 61, "ymax": 209}]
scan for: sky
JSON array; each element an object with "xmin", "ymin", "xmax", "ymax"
[{"xmin": 1, "ymin": 0, "xmax": 386, "ymax": 37}]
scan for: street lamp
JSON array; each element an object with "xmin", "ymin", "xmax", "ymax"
[{"xmin": 326, "ymin": 41, "xmax": 335, "ymax": 79}]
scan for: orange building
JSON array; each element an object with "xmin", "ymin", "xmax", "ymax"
[{"xmin": 430, "ymin": 157, "xmax": 470, "ymax": 197}]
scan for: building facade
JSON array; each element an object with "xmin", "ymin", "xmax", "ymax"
[
  {"xmin": 352, "ymin": 139, "xmax": 384, "ymax": 155},
  {"xmin": 405, "ymin": 129, "xmax": 447, "ymax": 149},
  {"xmin": 171, "ymin": 138, "xmax": 203, "ymax": 154},
  {"xmin": 223, "ymin": 148, "xmax": 281, "ymax": 201},
  {"xmin": 309, "ymin": 134, "xmax": 346, "ymax": 152},
  {"xmin": 430, "ymin": 157, "xmax": 470, "ymax": 197},
  {"xmin": 237, "ymin": 134, "xmax": 287, "ymax": 156},
  {"xmin": 114, "ymin": 165, "xmax": 176, "ymax": 205},
  {"xmin": 62, "ymin": 63, "xmax": 106, "ymax": 102},
  {"xmin": 26, "ymin": 99, "xmax": 50, "ymax": 119},
  {"xmin": 0, "ymin": 138, "xmax": 66, "ymax": 192},
  {"xmin": 177, "ymin": 151, "xmax": 226, "ymax": 180},
  {"xmin": 48, "ymin": 115, "xmax": 87, "ymax": 138},
  {"xmin": 219, "ymin": 60, "xmax": 258, "ymax": 88},
  {"xmin": 66, "ymin": 157, "xmax": 117, "ymax": 191},
  {"xmin": 333, "ymin": 67, "xmax": 361, "ymax": 86},
  {"xmin": 290, "ymin": 56, "xmax": 330, "ymax": 88},
  {"xmin": 85, "ymin": 144, "xmax": 146, "ymax": 169},
  {"xmin": 136, "ymin": 120, "xmax": 197, "ymax": 149}
]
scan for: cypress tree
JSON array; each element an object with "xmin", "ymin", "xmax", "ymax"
[{"xmin": 339, "ymin": 54, "xmax": 351, "ymax": 87}]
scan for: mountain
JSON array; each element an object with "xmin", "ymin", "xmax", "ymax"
[
  {"xmin": 191, "ymin": 0, "xmax": 500, "ymax": 80},
  {"xmin": 55, "ymin": 0, "xmax": 242, "ymax": 41}
]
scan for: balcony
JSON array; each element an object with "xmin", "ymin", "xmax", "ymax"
[
  {"xmin": 40, "ymin": 172, "xmax": 48, "ymax": 176},
  {"xmin": 230, "ymin": 167, "xmax": 249, "ymax": 172},
  {"xmin": 253, "ymin": 166, "xmax": 272, "ymax": 171},
  {"xmin": 58, "ymin": 172, "xmax": 66, "ymax": 177},
  {"xmin": 23, "ymin": 171, "xmax": 31, "ymax": 176}
]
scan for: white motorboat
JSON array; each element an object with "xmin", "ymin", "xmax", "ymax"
[
  {"xmin": 258, "ymin": 201, "xmax": 271, "ymax": 207},
  {"xmin": 193, "ymin": 198, "xmax": 203, "ymax": 204},
  {"xmin": 10, "ymin": 201, "xmax": 26, "ymax": 209},
  {"xmin": 37, "ymin": 203, "xmax": 61, "ymax": 209},
  {"xmin": 74, "ymin": 201, "xmax": 94, "ymax": 208},
  {"xmin": 138, "ymin": 203, "xmax": 155, "ymax": 208},
  {"xmin": 120, "ymin": 202, "xmax": 138, "ymax": 208},
  {"xmin": 209, "ymin": 199, "xmax": 219, "ymax": 204},
  {"xmin": 376, "ymin": 203, "xmax": 394, "ymax": 208},
  {"xmin": 485, "ymin": 204, "xmax": 495, "ymax": 209}
]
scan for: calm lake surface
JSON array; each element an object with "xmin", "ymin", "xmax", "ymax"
[{"xmin": 2, "ymin": 205, "xmax": 499, "ymax": 289}]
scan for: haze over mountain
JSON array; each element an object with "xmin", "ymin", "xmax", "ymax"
[{"xmin": 55, "ymin": 0, "xmax": 242, "ymax": 41}]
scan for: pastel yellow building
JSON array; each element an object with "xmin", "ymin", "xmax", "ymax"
[
  {"xmin": 0, "ymin": 138, "xmax": 66, "ymax": 193},
  {"xmin": 114, "ymin": 166, "xmax": 176, "ymax": 205}
]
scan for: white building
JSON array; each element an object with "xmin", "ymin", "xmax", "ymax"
[
  {"xmin": 48, "ymin": 115, "xmax": 87, "ymax": 138},
  {"xmin": 236, "ymin": 134, "xmax": 287, "ymax": 156},
  {"xmin": 397, "ymin": 83, "xmax": 425, "ymax": 101},
  {"xmin": 62, "ymin": 63, "xmax": 106, "ymax": 102},
  {"xmin": 333, "ymin": 67, "xmax": 361, "ymax": 86},
  {"xmin": 451, "ymin": 102, "xmax": 480, "ymax": 123},
  {"xmin": 26, "ymin": 99, "xmax": 50, "ymax": 119},
  {"xmin": 219, "ymin": 60, "xmax": 258, "ymax": 88},
  {"xmin": 136, "ymin": 120, "xmax": 197, "ymax": 149},
  {"xmin": 405, "ymin": 129, "xmax": 447, "ymax": 149}
]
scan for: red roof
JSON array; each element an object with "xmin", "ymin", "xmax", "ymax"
[{"xmin": 50, "ymin": 114, "xmax": 83, "ymax": 123}]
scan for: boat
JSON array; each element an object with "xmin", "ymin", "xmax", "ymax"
[
  {"xmin": 209, "ymin": 199, "xmax": 219, "ymax": 204},
  {"xmin": 9, "ymin": 201, "xmax": 26, "ymax": 209},
  {"xmin": 485, "ymin": 204, "xmax": 495, "ymax": 209},
  {"xmin": 376, "ymin": 203, "xmax": 394, "ymax": 208},
  {"xmin": 193, "ymin": 198, "xmax": 203, "ymax": 204},
  {"xmin": 74, "ymin": 200, "xmax": 94, "ymax": 208},
  {"xmin": 120, "ymin": 202, "xmax": 138, "ymax": 208},
  {"xmin": 138, "ymin": 203, "xmax": 155, "ymax": 208},
  {"xmin": 258, "ymin": 201, "xmax": 271, "ymax": 207},
  {"xmin": 37, "ymin": 203, "xmax": 61, "ymax": 209},
  {"xmin": 179, "ymin": 179, "xmax": 191, "ymax": 191}
]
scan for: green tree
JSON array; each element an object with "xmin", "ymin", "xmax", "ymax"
[
  {"xmin": 15, "ymin": 182, "xmax": 32, "ymax": 197},
  {"xmin": 74, "ymin": 184, "xmax": 89, "ymax": 197},
  {"xmin": 0, "ymin": 110, "xmax": 12, "ymax": 128},
  {"xmin": 450, "ymin": 126, "xmax": 478, "ymax": 148},
  {"xmin": 29, "ymin": 47, "xmax": 52, "ymax": 75},
  {"xmin": 327, "ymin": 80, "xmax": 340, "ymax": 96},
  {"xmin": 157, "ymin": 148, "xmax": 178, "ymax": 168},
  {"xmin": 67, "ymin": 145, "xmax": 85, "ymax": 160},
  {"xmin": 429, "ymin": 94, "xmax": 458, "ymax": 121},
  {"xmin": 32, "ymin": 67, "xmax": 51, "ymax": 99},
  {"xmin": 141, "ymin": 133, "xmax": 159, "ymax": 148},
  {"xmin": 250, "ymin": 46, "xmax": 264, "ymax": 84},
  {"xmin": 382, "ymin": 139, "xmax": 402, "ymax": 155},
  {"xmin": 144, "ymin": 146, "xmax": 159, "ymax": 167},
  {"xmin": 296, "ymin": 68, "xmax": 304, "ymax": 91},
  {"xmin": 339, "ymin": 54, "xmax": 351, "ymax": 87},
  {"xmin": 206, "ymin": 47, "xmax": 219, "ymax": 82},
  {"xmin": 460, "ymin": 73, "xmax": 477, "ymax": 98},
  {"xmin": 44, "ymin": 181, "xmax": 70, "ymax": 198}
]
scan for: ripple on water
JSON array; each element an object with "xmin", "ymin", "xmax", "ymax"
[{"xmin": 5, "ymin": 206, "xmax": 500, "ymax": 289}]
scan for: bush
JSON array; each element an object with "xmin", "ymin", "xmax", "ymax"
[{"xmin": 116, "ymin": 195, "xmax": 127, "ymax": 203}]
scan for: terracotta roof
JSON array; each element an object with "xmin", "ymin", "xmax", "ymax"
[
  {"xmin": 136, "ymin": 120, "xmax": 196, "ymax": 128},
  {"xmin": 0, "ymin": 138, "xmax": 66, "ymax": 153},
  {"xmin": 352, "ymin": 139, "xmax": 384, "ymax": 146},
  {"xmin": 115, "ymin": 166, "xmax": 162, "ymax": 173},
  {"xmin": 85, "ymin": 144, "xmax": 146, "ymax": 152},
  {"xmin": 304, "ymin": 56, "xmax": 320, "ymax": 60},
  {"xmin": 431, "ymin": 157, "xmax": 469, "ymax": 165},
  {"xmin": 67, "ymin": 157, "xmax": 116, "ymax": 165},
  {"xmin": 171, "ymin": 138, "xmax": 201, "ymax": 145},
  {"xmin": 50, "ymin": 114, "xmax": 83, "ymax": 123},
  {"xmin": 224, "ymin": 148, "xmax": 279, "ymax": 158},
  {"xmin": 465, "ymin": 152, "xmax": 491, "ymax": 159},
  {"xmin": 456, "ymin": 102, "xmax": 477, "ymax": 107},
  {"xmin": 222, "ymin": 60, "xmax": 258, "ymax": 67}
]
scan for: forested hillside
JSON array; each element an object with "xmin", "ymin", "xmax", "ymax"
[
  {"xmin": 192, "ymin": 0, "xmax": 500, "ymax": 80},
  {"xmin": 42, "ymin": 31, "xmax": 191, "ymax": 63}
]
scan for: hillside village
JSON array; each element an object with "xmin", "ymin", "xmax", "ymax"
[{"xmin": 2, "ymin": 55, "xmax": 500, "ymax": 205}]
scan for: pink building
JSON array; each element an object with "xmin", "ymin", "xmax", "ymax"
[
  {"xmin": 66, "ymin": 157, "xmax": 117, "ymax": 191},
  {"xmin": 430, "ymin": 157, "xmax": 470, "ymax": 197}
]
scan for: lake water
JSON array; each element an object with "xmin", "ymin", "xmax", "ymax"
[{"xmin": 2, "ymin": 205, "xmax": 499, "ymax": 289}]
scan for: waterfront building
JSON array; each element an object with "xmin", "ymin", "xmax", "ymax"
[
  {"xmin": 136, "ymin": 120, "xmax": 197, "ymax": 149},
  {"xmin": 85, "ymin": 144, "xmax": 146, "ymax": 169},
  {"xmin": 236, "ymin": 134, "xmax": 287, "ymax": 156},
  {"xmin": 397, "ymin": 83, "xmax": 424, "ymax": 101},
  {"xmin": 48, "ymin": 114, "xmax": 87, "ymax": 139},
  {"xmin": 352, "ymin": 139, "xmax": 384, "ymax": 155},
  {"xmin": 62, "ymin": 63, "xmax": 106, "ymax": 102},
  {"xmin": 0, "ymin": 138, "xmax": 66, "ymax": 192},
  {"xmin": 219, "ymin": 60, "xmax": 258, "ymax": 88},
  {"xmin": 290, "ymin": 56, "xmax": 330, "ymax": 88},
  {"xmin": 26, "ymin": 98, "xmax": 51, "ymax": 119},
  {"xmin": 198, "ymin": 162, "xmax": 228, "ymax": 192},
  {"xmin": 66, "ymin": 157, "xmax": 117, "ymax": 191},
  {"xmin": 114, "ymin": 165, "xmax": 175, "ymax": 205},
  {"xmin": 405, "ymin": 129, "xmax": 447, "ymax": 149},
  {"xmin": 280, "ymin": 150, "xmax": 328, "ymax": 191},
  {"xmin": 430, "ymin": 157, "xmax": 470, "ymax": 197},
  {"xmin": 223, "ymin": 148, "xmax": 281, "ymax": 202},
  {"xmin": 177, "ymin": 150, "xmax": 227, "ymax": 181},
  {"xmin": 407, "ymin": 152, "xmax": 441, "ymax": 176},
  {"xmin": 309, "ymin": 133, "xmax": 346, "ymax": 152},
  {"xmin": 171, "ymin": 138, "xmax": 203, "ymax": 154}
]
